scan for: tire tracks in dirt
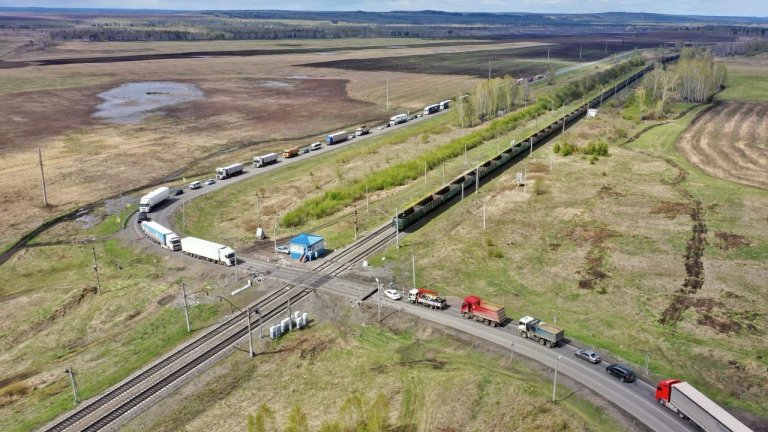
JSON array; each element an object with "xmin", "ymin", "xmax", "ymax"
[{"xmin": 618, "ymin": 108, "xmax": 708, "ymax": 327}]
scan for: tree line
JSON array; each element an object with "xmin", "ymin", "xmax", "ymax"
[{"xmin": 455, "ymin": 55, "xmax": 646, "ymax": 128}]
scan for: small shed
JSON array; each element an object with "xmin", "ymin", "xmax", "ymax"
[
  {"xmin": 289, "ymin": 233, "xmax": 325, "ymax": 261},
  {"xmin": 587, "ymin": 108, "xmax": 598, "ymax": 118}
]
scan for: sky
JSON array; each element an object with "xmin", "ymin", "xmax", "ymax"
[{"xmin": 1, "ymin": 0, "xmax": 767, "ymax": 17}]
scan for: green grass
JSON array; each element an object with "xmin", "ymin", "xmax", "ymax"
[
  {"xmin": 126, "ymin": 323, "xmax": 622, "ymax": 431},
  {"xmin": 716, "ymin": 70, "xmax": 768, "ymax": 101},
  {"xmin": 0, "ymin": 238, "xmax": 225, "ymax": 431}
]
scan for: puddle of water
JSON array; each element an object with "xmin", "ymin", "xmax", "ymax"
[{"xmin": 92, "ymin": 81, "xmax": 204, "ymax": 124}]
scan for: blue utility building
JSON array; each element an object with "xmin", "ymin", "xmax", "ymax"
[{"xmin": 289, "ymin": 233, "xmax": 325, "ymax": 261}]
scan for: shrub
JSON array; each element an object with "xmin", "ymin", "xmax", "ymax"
[
  {"xmin": 553, "ymin": 143, "xmax": 561, "ymax": 154},
  {"xmin": 533, "ymin": 178, "xmax": 547, "ymax": 195}
]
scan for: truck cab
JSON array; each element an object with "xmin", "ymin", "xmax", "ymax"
[{"xmin": 355, "ymin": 125, "xmax": 369, "ymax": 136}]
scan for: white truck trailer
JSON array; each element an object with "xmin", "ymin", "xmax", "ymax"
[
  {"xmin": 253, "ymin": 153, "xmax": 278, "ymax": 168},
  {"xmin": 325, "ymin": 131, "xmax": 349, "ymax": 145},
  {"xmin": 139, "ymin": 187, "xmax": 170, "ymax": 213},
  {"xmin": 141, "ymin": 221, "xmax": 181, "ymax": 251},
  {"xmin": 389, "ymin": 113, "xmax": 408, "ymax": 126},
  {"xmin": 655, "ymin": 379, "xmax": 752, "ymax": 432},
  {"xmin": 181, "ymin": 236, "xmax": 236, "ymax": 266},
  {"xmin": 215, "ymin": 163, "xmax": 244, "ymax": 180}
]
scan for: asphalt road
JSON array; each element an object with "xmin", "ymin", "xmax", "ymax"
[
  {"xmin": 136, "ymin": 101, "xmax": 698, "ymax": 432},
  {"xmin": 148, "ymin": 110, "xmax": 446, "ymax": 230},
  {"xmin": 391, "ymin": 300, "xmax": 692, "ymax": 432}
]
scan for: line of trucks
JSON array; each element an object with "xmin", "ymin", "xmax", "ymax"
[
  {"xmin": 407, "ymin": 289, "xmax": 564, "ymax": 347},
  {"xmin": 141, "ymin": 220, "xmax": 236, "ymax": 266},
  {"xmin": 407, "ymin": 288, "xmax": 751, "ymax": 431}
]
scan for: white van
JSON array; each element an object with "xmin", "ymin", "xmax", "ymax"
[
  {"xmin": 189, "ymin": 181, "xmax": 202, "ymax": 190},
  {"xmin": 309, "ymin": 142, "xmax": 322, "ymax": 151}
]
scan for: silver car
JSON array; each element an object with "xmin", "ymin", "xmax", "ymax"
[
  {"xmin": 574, "ymin": 349, "xmax": 601, "ymax": 364},
  {"xmin": 275, "ymin": 245, "xmax": 290, "ymax": 254}
]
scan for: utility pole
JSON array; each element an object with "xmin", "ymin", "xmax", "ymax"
[
  {"xmin": 547, "ymin": 48, "xmax": 550, "ymax": 65},
  {"xmin": 375, "ymin": 278, "xmax": 381, "ymax": 323},
  {"xmin": 38, "ymin": 147, "xmax": 48, "ymax": 206},
  {"xmin": 255, "ymin": 194, "xmax": 261, "ymax": 227},
  {"xmin": 233, "ymin": 252, "xmax": 237, "ymax": 281},
  {"xmin": 475, "ymin": 163, "xmax": 479, "ymax": 193},
  {"xmin": 65, "ymin": 366, "xmax": 79, "ymax": 405},
  {"xmin": 411, "ymin": 251, "xmax": 416, "ymax": 289},
  {"xmin": 181, "ymin": 282, "xmax": 191, "ymax": 332},
  {"xmin": 353, "ymin": 205, "xmax": 358, "ymax": 240},
  {"xmin": 246, "ymin": 306, "xmax": 254, "ymax": 358},
  {"xmin": 394, "ymin": 207, "xmax": 399, "ymax": 248},
  {"xmin": 530, "ymin": 138, "xmax": 534, "ymax": 156},
  {"xmin": 553, "ymin": 355, "xmax": 562, "ymax": 402},
  {"xmin": 386, "ymin": 79, "xmax": 389, "ymax": 111},
  {"xmin": 442, "ymin": 161, "xmax": 445, "ymax": 186},
  {"xmin": 461, "ymin": 183, "xmax": 464, "ymax": 200},
  {"xmin": 644, "ymin": 352, "xmax": 649, "ymax": 375},
  {"xmin": 257, "ymin": 308, "xmax": 263, "ymax": 339},
  {"xmin": 273, "ymin": 226, "xmax": 277, "ymax": 253},
  {"xmin": 91, "ymin": 246, "xmax": 101, "ymax": 295},
  {"xmin": 424, "ymin": 160, "xmax": 427, "ymax": 184}
]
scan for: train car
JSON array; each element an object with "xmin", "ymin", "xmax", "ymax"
[{"xmin": 393, "ymin": 57, "xmax": 679, "ymax": 232}]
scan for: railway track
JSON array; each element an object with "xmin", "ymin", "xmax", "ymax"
[
  {"xmin": 312, "ymin": 224, "xmax": 396, "ymax": 276},
  {"xmin": 41, "ymin": 282, "xmax": 312, "ymax": 432}
]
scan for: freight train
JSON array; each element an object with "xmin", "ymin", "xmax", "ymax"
[{"xmin": 393, "ymin": 55, "xmax": 679, "ymax": 231}]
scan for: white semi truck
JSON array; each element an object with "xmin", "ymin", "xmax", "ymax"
[
  {"xmin": 139, "ymin": 187, "xmax": 170, "ymax": 213},
  {"xmin": 253, "ymin": 153, "xmax": 278, "ymax": 168},
  {"xmin": 141, "ymin": 221, "xmax": 181, "ymax": 251},
  {"xmin": 389, "ymin": 113, "xmax": 408, "ymax": 126},
  {"xmin": 215, "ymin": 163, "xmax": 244, "ymax": 180},
  {"xmin": 656, "ymin": 379, "xmax": 753, "ymax": 432},
  {"xmin": 181, "ymin": 236, "xmax": 236, "ymax": 266}
]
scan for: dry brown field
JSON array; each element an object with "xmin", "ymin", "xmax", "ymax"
[
  {"xmin": 676, "ymin": 101, "xmax": 768, "ymax": 190},
  {"xmin": 1, "ymin": 39, "xmax": 544, "ymax": 248}
]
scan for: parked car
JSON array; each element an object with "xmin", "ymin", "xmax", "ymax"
[
  {"xmin": 170, "ymin": 188, "xmax": 184, "ymax": 196},
  {"xmin": 606, "ymin": 364, "xmax": 636, "ymax": 382},
  {"xmin": 574, "ymin": 349, "xmax": 601, "ymax": 364},
  {"xmin": 384, "ymin": 289, "xmax": 401, "ymax": 300},
  {"xmin": 275, "ymin": 244, "xmax": 290, "ymax": 254},
  {"xmin": 137, "ymin": 212, "xmax": 149, "ymax": 223},
  {"xmin": 189, "ymin": 181, "xmax": 202, "ymax": 190},
  {"xmin": 204, "ymin": 178, "xmax": 216, "ymax": 185}
]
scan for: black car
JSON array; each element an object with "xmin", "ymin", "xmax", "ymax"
[
  {"xmin": 137, "ymin": 212, "xmax": 149, "ymax": 223},
  {"xmin": 170, "ymin": 188, "xmax": 184, "ymax": 196},
  {"xmin": 606, "ymin": 364, "xmax": 636, "ymax": 382}
]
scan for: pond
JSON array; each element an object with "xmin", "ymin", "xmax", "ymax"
[{"xmin": 92, "ymin": 81, "xmax": 204, "ymax": 124}]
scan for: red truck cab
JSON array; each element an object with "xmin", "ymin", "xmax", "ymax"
[
  {"xmin": 655, "ymin": 378, "xmax": 680, "ymax": 403},
  {"xmin": 461, "ymin": 295, "xmax": 506, "ymax": 327}
]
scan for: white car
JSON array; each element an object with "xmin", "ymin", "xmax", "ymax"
[
  {"xmin": 204, "ymin": 178, "xmax": 216, "ymax": 185},
  {"xmin": 189, "ymin": 181, "xmax": 202, "ymax": 190},
  {"xmin": 275, "ymin": 245, "xmax": 290, "ymax": 254},
  {"xmin": 384, "ymin": 289, "xmax": 401, "ymax": 300}
]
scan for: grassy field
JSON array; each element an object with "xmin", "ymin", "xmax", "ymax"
[
  {"xmin": 125, "ymin": 314, "xmax": 624, "ymax": 432},
  {"xmin": 0, "ymin": 38, "xmax": 489, "ymax": 249},
  {"xmin": 0, "ymin": 216, "xmax": 236, "ymax": 431},
  {"xmin": 716, "ymin": 54, "xmax": 768, "ymax": 101},
  {"xmin": 363, "ymin": 75, "xmax": 768, "ymax": 423}
]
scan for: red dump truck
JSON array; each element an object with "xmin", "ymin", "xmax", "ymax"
[
  {"xmin": 461, "ymin": 296, "xmax": 506, "ymax": 327},
  {"xmin": 655, "ymin": 379, "xmax": 752, "ymax": 432},
  {"xmin": 408, "ymin": 288, "xmax": 446, "ymax": 310}
]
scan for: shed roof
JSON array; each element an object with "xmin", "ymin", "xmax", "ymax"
[{"xmin": 290, "ymin": 233, "xmax": 324, "ymax": 247}]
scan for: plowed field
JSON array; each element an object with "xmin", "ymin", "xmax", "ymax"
[{"xmin": 677, "ymin": 101, "xmax": 768, "ymax": 190}]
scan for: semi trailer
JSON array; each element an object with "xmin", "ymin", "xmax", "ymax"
[
  {"xmin": 518, "ymin": 316, "xmax": 564, "ymax": 347},
  {"xmin": 326, "ymin": 131, "xmax": 349, "ymax": 145},
  {"xmin": 389, "ymin": 113, "xmax": 408, "ymax": 126},
  {"xmin": 655, "ymin": 379, "xmax": 752, "ymax": 432},
  {"xmin": 253, "ymin": 153, "xmax": 278, "ymax": 168},
  {"xmin": 180, "ymin": 236, "xmax": 236, "ymax": 266},
  {"xmin": 141, "ymin": 221, "xmax": 181, "ymax": 251},
  {"xmin": 408, "ymin": 288, "xmax": 446, "ymax": 309},
  {"xmin": 461, "ymin": 296, "xmax": 506, "ymax": 327},
  {"xmin": 423, "ymin": 104, "xmax": 440, "ymax": 115},
  {"xmin": 139, "ymin": 187, "xmax": 170, "ymax": 213},
  {"xmin": 282, "ymin": 147, "xmax": 300, "ymax": 158},
  {"xmin": 215, "ymin": 163, "xmax": 243, "ymax": 180}
]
